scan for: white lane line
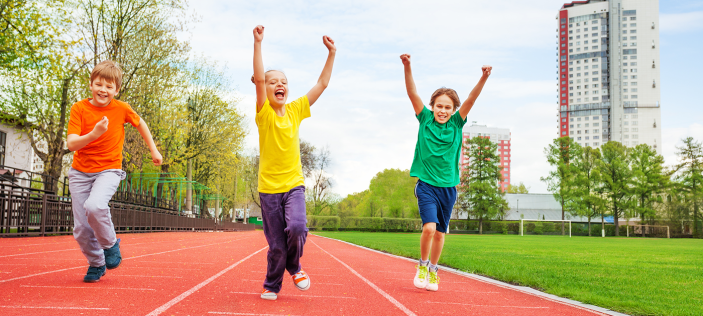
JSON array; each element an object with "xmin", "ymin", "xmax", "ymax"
[
  {"xmin": 209, "ymin": 313, "xmax": 300, "ymax": 316},
  {"xmin": 21, "ymin": 285, "xmax": 155, "ymax": 291},
  {"xmin": 230, "ymin": 292, "xmax": 356, "ymax": 299},
  {"xmin": 0, "ymin": 248, "xmax": 78, "ymax": 258},
  {"xmin": 134, "ymin": 261, "xmax": 215, "ymax": 264},
  {"xmin": 110, "ymin": 275, "xmax": 184, "ymax": 278},
  {"xmin": 146, "ymin": 246, "xmax": 268, "ymax": 316},
  {"xmin": 0, "ymin": 305, "xmax": 109, "ymax": 310},
  {"xmin": 427, "ymin": 301, "xmax": 549, "ymax": 309},
  {"xmin": 309, "ymin": 239, "xmax": 417, "ymax": 316},
  {"xmin": 236, "ymin": 279, "xmax": 344, "ymax": 286},
  {"xmin": 0, "ymin": 237, "xmax": 251, "ymax": 284}
]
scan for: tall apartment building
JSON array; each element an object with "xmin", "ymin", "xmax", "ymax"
[
  {"xmin": 461, "ymin": 123, "xmax": 511, "ymax": 191},
  {"xmin": 557, "ymin": 0, "xmax": 661, "ymax": 153}
]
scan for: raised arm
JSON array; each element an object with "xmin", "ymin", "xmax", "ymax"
[
  {"xmin": 66, "ymin": 116, "xmax": 109, "ymax": 152},
  {"xmin": 253, "ymin": 25, "xmax": 266, "ymax": 113},
  {"xmin": 135, "ymin": 118, "xmax": 163, "ymax": 166},
  {"xmin": 400, "ymin": 54, "xmax": 424, "ymax": 116},
  {"xmin": 458, "ymin": 65, "xmax": 492, "ymax": 120},
  {"xmin": 306, "ymin": 36, "xmax": 336, "ymax": 106}
]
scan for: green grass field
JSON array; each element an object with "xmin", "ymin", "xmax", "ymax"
[{"xmin": 313, "ymin": 232, "xmax": 703, "ymax": 316}]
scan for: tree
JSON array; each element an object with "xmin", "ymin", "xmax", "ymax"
[
  {"xmin": 0, "ymin": 0, "xmax": 62, "ymax": 69},
  {"xmin": 541, "ymin": 136, "xmax": 581, "ymax": 235},
  {"xmin": 459, "ymin": 136, "xmax": 508, "ymax": 234},
  {"xmin": 572, "ymin": 146, "xmax": 604, "ymax": 236},
  {"xmin": 674, "ymin": 137, "xmax": 703, "ymax": 238},
  {"xmin": 630, "ymin": 144, "xmax": 669, "ymax": 235},
  {"xmin": 597, "ymin": 141, "xmax": 632, "ymax": 236},
  {"xmin": 306, "ymin": 145, "xmax": 335, "ymax": 216},
  {"xmin": 366, "ymin": 169, "xmax": 418, "ymax": 218},
  {"xmin": 506, "ymin": 182, "xmax": 530, "ymax": 194}
]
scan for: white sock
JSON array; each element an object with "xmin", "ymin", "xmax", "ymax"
[
  {"xmin": 419, "ymin": 259, "xmax": 429, "ymax": 266},
  {"xmin": 428, "ymin": 264, "xmax": 438, "ymax": 272}
]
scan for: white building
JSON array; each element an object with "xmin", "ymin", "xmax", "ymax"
[
  {"xmin": 0, "ymin": 121, "xmax": 34, "ymax": 171},
  {"xmin": 462, "ymin": 123, "xmax": 512, "ymax": 191},
  {"xmin": 557, "ymin": 0, "xmax": 661, "ymax": 153}
]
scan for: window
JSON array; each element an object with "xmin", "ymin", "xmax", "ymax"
[
  {"xmin": 632, "ymin": 121, "xmax": 638, "ymax": 126},
  {"xmin": 633, "ymin": 135, "xmax": 639, "ymax": 139},
  {"xmin": 570, "ymin": 124, "xmax": 574, "ymax": 128},
  {"xmin": 624, "ymin": 121, "xmax": 629, "ymax": 126},
  {"xmin": 569, "ymin": 67, "xmax": 574, "ymax": 71},
  {"xmin": 570, "ymin": 131, "xmax": 574, "ymax": 135},
  {"xmin": 594, "ymin": 123, "xmax": 600, "ymax": 127},
  {"xmin": 632, "ymin": 95, "xmax": 638, "ymax": 99},
  {"xmin": 623, "ymin": 23, "xmax": 627, "ymax": 28},
  {"xmin": 562, "ymin": 125, "xmax": 566, "ymax": 129},
  {"xmin": 585, "ymin": 136, "xmax": 590, "ymax": 140},
  {"xmin": 624, "ymin": 88, "xmax": 628, "ymax": 93},
  {"xmin": 0, "ymin": 131, "xmax": 5, "ymax": 166},
  {"xmin": 569, "ymin": 93, "xmax": 574, "ymax": 96},
  {"xmin": 630, "ymin": 23, "xmax": 636, "ymax": 27},
  {"xmin": 630, "ymin": 36, "xmax": 637, "ymax": 40},
  {"xmin": 631, "ymin": 82, "xmax": 638, "ymax": 86},
  {"xmin": 562, "ymin": 131, "xmax": 566, "ymax": 135},
  {"xmin": 570, "ymin": 118, "xmax": 574, "ymax": 122},
  {"xmin": 593, "ymin": 116, "xmax": 599, "ymax": 120},
  {"xmin": 630, "ymin": 17, "xmax": 636, "ymax": 21},
  {"xmin": 577, "ymin": 137, "xmax": 582, "ymax": 140},
  {"xmin": 632, "ymin": 128, "xmax": 638, "ymax": 132},
  {"xmin": 594, "ymin": 136, "xmax": 599, "ymax": 140},
  {"xmin": 630, "ymin": 30, "xmax": 637, "ymax": 33},
  {"xmin": 624, "ymin": 128, "xmax": 629, "ymax": 132},
  {"xmin": 592, "ymin": 39, "xmax": 598, "ymax": 43},
  {"xmin": 577, "ymin": 124, "xmax": 581, "ymax": 127},
  {"xmin": 631, "ymin": 88, "xmax": 638, "ymax": 92},
  {"xmin": 577, "ymin": 118, "xmax": 582, "ymax": 122},
  {"xmin": 625, "ymin": 135, "xmax": 630, "ymax": 139},
  {"xmin": 631, "ymin": 62, "xmax": 638, "ymax": 66},
  {"xmin": 594, "ymin": 129, "xmax": 599, "ymax": 133}
]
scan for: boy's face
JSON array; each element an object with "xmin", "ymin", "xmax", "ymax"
[
  {"xmin": 432, "ymin": 94, "xmax": 455, "ymax": 124},
  {"xmin": 89, "ymin": 77, "xmax": 119, "ymax": 107},
  {"xmin": 265, "ymin": 71, "xmax": 288, "ymax": 108}
]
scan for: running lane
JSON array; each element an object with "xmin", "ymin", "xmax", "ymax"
[{"xmin": 1, "ymin": 231, "xmax": 615, "ymax": 315}]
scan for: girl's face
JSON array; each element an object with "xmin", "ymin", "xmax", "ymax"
[
  {"xmin": 432, "ymin": 94, "xmax": 456, "ymax": 124},
  {"xmin": 265, "ymin": 71, "xmax": 288, "ymax": 107}
]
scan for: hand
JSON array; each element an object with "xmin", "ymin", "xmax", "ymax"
[
  {"xmin": 91, "ymin": 116, "xmax": 109, "ymax": 137},
  {"xmin": 482, "ymin": 65, "xmax": 492, "ymax": 77},
  {"xmin": 322, "ymin": 35, "xmax": 336, "ymax": 52},
  {"xmin": 253, "ymin": 25, "xmax": 264, "ymax": 42},
  {"xmin": 400, "ymin": 54, "xmax": 411, "ymax": 66},
  {"xmin": 151, "ymin": 150, "xmax": 163, "ymax": 166}
]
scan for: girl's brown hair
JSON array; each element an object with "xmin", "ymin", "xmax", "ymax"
[
  {"xmin": 91, "ymin": 60, "xmax": 123, "ymax": 90},
  {"xmin": 429, "ymin": 87, "xmax": 461, "ymax": 110},
  {"xmin": 251, "ymin": 69, "xmax": 286, "ymax": 84}
]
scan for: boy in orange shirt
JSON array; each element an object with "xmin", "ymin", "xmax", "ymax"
[{"xmin": 66, "ymin": 60, "xmax": 162, "ymax": 282}]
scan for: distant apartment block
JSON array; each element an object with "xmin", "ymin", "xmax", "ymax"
[
  {"xmin": 557, "ymin": 0, "xmax": 661, "ymax": 153},
  {"xmin": 461, "ymin": 123, "xmax": 511, "ymax": 191}
]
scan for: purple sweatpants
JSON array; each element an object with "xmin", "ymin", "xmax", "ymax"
[{"xmin": 259, "ymin": 186, "xmax": 308, "ymax": 293}]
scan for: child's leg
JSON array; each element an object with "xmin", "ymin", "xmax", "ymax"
[
  {"xmin": 83, "ymin": 170, "xmax": 124, "ymax": 249},
  {"xmin": 282, "ymin": 186, "xmax": 307, "ymax": 275},
  {"xmin": 429, "ymin": 232, "xmax": 445, "ymax": 265},
  {"xmin": 260, "ymin": 192, "xmax": 287, "ymax": 293},
  {"xmin": 69, "ymin": 168, "xmax": 104, "ymax": 267},
  {"xmin": 420, "ymin": 222, "xmax": 436, "ymax": 262}
]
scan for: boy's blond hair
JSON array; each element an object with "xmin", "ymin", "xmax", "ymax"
[
  {"xmin": 91, "ymin": 60, "xmax": 123, "ymax": 90},
  {"xmin": 430, "ymin": 87, "xmax": 461, "ymax": 111}
]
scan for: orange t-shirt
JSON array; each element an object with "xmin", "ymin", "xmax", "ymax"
[{"xmin": 67, "ymin": 98, "xmax": 141, "ymax": 173}]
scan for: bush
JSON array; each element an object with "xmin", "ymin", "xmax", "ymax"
[
  {"xmin": 533, "ymin": 222, "xmax": 543, "ymax": 235},
  {"xmin": 307, "ymin": 216, "xmax": 340, "ymax": 229},
  {"xmin": 339, "ymin": 217, "xmax": 422, "ymax": 232}
]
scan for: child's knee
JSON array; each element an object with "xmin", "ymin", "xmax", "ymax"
[
  {"xmin": 286, "ymin": 222, "xmax": 308, "ymax": 238},
  {"xmin": 83, "ymin": 198, "xmax": 108, "ymax": 214},
  {"xmin": 422, "ymin": 224, "xmax": 437, "ymax": 236}
]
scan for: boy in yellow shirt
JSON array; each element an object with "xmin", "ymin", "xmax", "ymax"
[{"xmin": 251, "ymin": 25, "xmax": 336, "ymax": 301}]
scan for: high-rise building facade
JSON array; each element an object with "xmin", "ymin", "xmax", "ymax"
[
  {"xmin": 461, "ymin": 123, "xmax": 511, "ymax": 191},
  {"xmin": 557, "ymin": 0, "xmax": 661, "ymax": 153}
]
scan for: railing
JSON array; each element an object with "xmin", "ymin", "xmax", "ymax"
[
  {"xmin": 0, "ymin": 189, "xmax": 253, "ymax": 237},
  {"xmin": 0, "ymin": 165, "xmax": 68, "ymax": 195}
]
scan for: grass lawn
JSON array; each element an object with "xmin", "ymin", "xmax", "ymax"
[{"xmin": 313, "ymin": 232, "xmax": 703, "ymax": 316}]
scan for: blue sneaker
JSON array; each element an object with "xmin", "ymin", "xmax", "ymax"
[
  {"xmin": 83, "ymin": 265, "xmax": 106, "ymax": 283},
  {"xmin": 104, "ymin": 238, "xmax": 122, "ymax": 269}
]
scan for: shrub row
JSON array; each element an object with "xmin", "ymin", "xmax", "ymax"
[{"xmin": 307, "ymin": 216, "xmax": 422, "ymax": 232}]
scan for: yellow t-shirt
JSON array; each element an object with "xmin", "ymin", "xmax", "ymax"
[{"xmin": 255, "ymin": 95, "xmax": 311, "ymax": 193}]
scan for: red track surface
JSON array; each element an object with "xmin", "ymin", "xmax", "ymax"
[{"xmin": 0, "ymin": 231, "xmax": 610, "ymax": 315}]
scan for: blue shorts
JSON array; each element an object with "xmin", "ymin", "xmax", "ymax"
[{"xmin": 415, "ymin": 180, "xmax": 457, "ymax": 233}]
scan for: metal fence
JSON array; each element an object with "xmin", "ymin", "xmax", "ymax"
[{"xmin": 0, "ymin": 189, "xmax": 253, "ymax": 237}]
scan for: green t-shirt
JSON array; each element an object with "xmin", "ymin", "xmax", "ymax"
[{"xmin": 410, "ymin": 107, "xmax": 468, "ymax": 187}]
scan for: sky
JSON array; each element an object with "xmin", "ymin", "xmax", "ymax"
[{"xmin": 182, "ymin": 0, "xmax": 703, "ymax": 197}]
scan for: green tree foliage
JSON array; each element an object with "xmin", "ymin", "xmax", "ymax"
[
  {"xmin": 674, "ymin": 137, "xmax": 703, "ymax": 238},
  {"xmin": 597, "ymin": 141, "xmax": 632, "ymax": 236},
  {"xmin": 0, "ymin": 0, "xmax": 62, "ymax": 68},
  {"xmin": 541, "ymin": 136, "xmax": 581, "ymax": 235},
  {"xmin": 335, "ymin": 169, "xmax": 419, "ymax": 219},
  {"xmin": 572, "ymin": 146, "xmax": 604, "ymax": 236},
  {"xmin": 506, "ymin": 182, "xmax": 530, "ymax": 194},
  {"xmin": 459, "ymin": 136, "xmax": 508, "ymax": 234},
  {"xmin": 629, "ymin": 144, "xmax": 669, "ymax": 233}
]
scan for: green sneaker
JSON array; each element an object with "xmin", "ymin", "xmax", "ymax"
[
  {"xmin": 426, "ymin": 270, "xmax": 439, "ymax": 291},
  {"xmin": 413, "ymin": 264, "xmax": 428, "ymax": 288}
]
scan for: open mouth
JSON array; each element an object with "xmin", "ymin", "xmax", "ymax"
[{"xmin": 275, "ymin": 89, "xmax": 285, "ymax": 99}]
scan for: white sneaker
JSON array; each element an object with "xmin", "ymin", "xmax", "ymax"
[
  {"xmin": 425, "ymin": 269, "xmax": 439, "ymax": 291},
  {"xmin": 292, "ymin": 270, "xmax": 311, "ymax": 291},
  {"xmin": 261, "ymin": 289, "xmax": 277, "ymax": 300},
  {"xmin": 413, "ymin": 264, "xmax": 429, "ymax": 289}
]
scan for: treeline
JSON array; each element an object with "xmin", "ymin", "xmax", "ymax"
[
  {"xmin": 542, "ymin": 137, "xmax": 702, "ymax": 238},
  {"xmin": 0, "ymin": 0, "xmax": 245, "ymax": 216}
]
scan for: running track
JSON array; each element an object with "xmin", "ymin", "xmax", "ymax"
[{"xmin": 0, "ymin": 231, "xmax": 621, "ymax": 316}]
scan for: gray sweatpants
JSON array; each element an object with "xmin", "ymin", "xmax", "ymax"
[{"xmin": 68, "ymin": 167, "xmax": 125, "ymax": 267}]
